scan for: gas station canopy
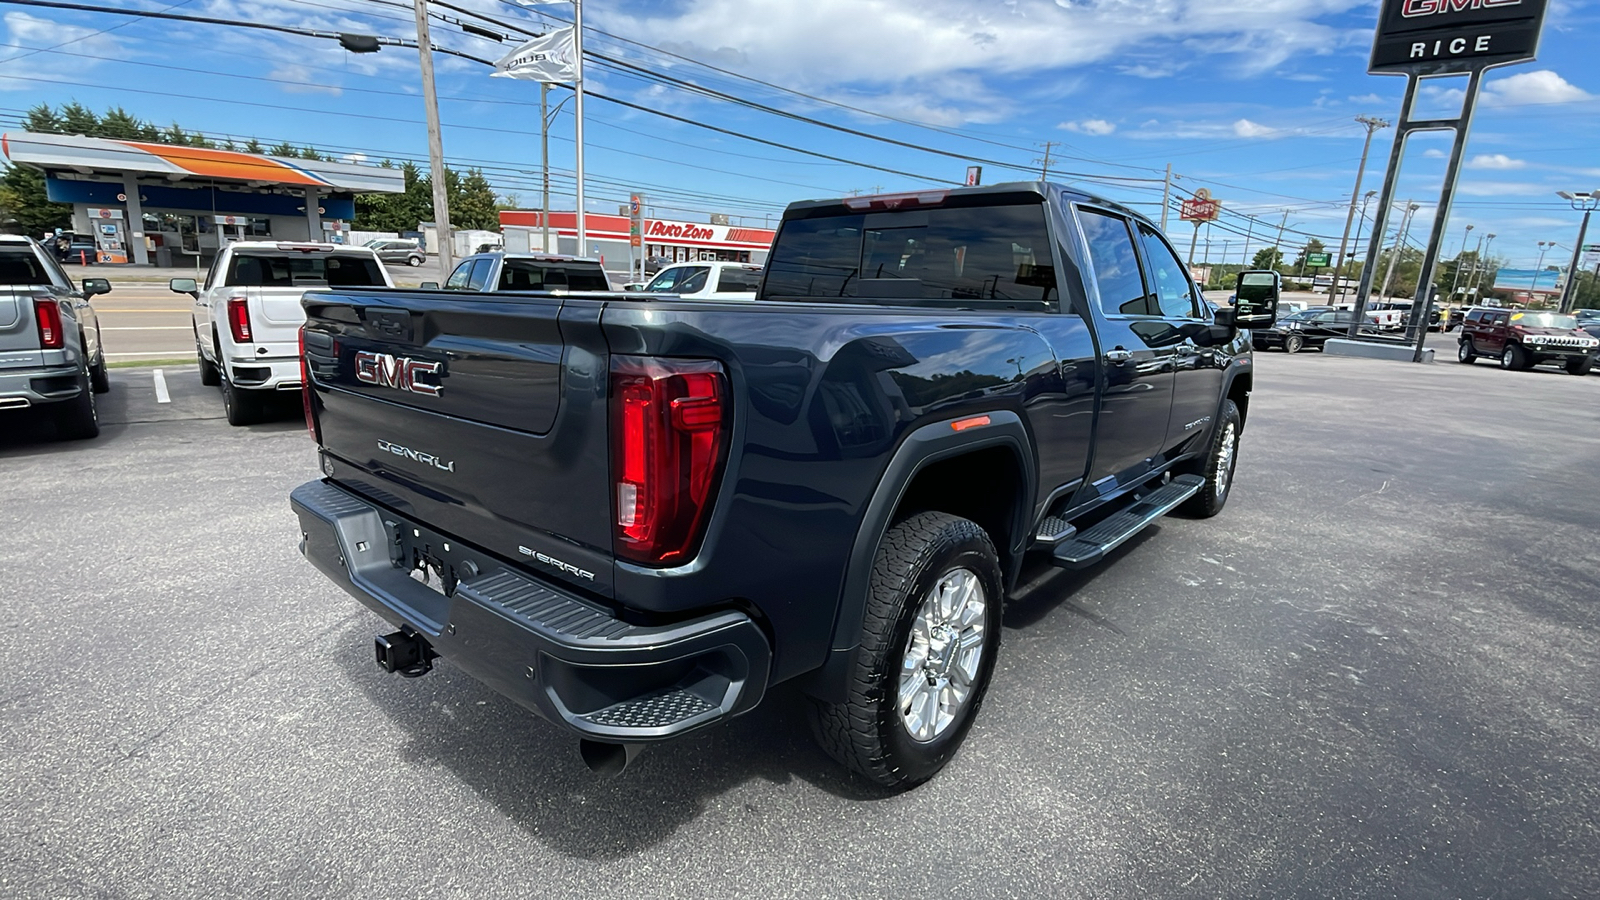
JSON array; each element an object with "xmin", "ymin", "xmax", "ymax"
[{"xmin": 2, "ymin": 131, "xmax": 405, "ymax": 265}]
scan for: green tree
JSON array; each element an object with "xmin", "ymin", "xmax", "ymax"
[
  {"xmin": 450, "ymin": 168, "xmax": 501, "ymax": 230},
  {"xmin": 59, "ymin": 102, "xmax": 99, "ymax": 136},
  {"xmin": 24, "ymin": 104, "xmax": 64, "ymax": 133},
  {"xmin": 244, "ymin": 138, "xmax": 264, "ymax": 154},
  {"xmin": 98, "ymin": 106, "xmax": 145, "ymax": 140},
  {"xmin": 0, "ymin": 164, "xmax": 72, "ymax": 234},
  {"xmin": 1252, "ymin": 246, "xmax": 1283, "ymax": 270}
]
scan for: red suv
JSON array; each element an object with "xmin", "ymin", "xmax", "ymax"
[{"xmin": 1458, "ymin": 308, "xmax": 1599, "ymax": 375}]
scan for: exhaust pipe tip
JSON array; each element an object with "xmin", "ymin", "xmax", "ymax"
[{"xmin": 579, "ymin": 739, "xmax": 644, "ymax": 778}]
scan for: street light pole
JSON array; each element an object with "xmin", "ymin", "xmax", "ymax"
[
  {"xmin": 573, "ymin": 0, "xmax": 587, "ymax": 257},
  {"xmin": 1557, "ymin": 190, "xmax": 1598, "ymax": 313},
  {"xmin": 1447, "ymin": 223, "xmax": 1474, "ymax": 305},
  {"xmin": 1531, "ymin": 240, "xmax": 1554, "ymax": 295},
  {"xmin": 1380, "ymin": 201, "xmax": 1420, "ymax": 301},
  {"xmin": 1331, "ymin": 116, "xmax": 1389, "ymax": 306},
  {"xmin": 412, "ymin": 0, "xmax": 453, "ymax": 275},
  {"xmin": 540, "ymin": 83, "xmax": 549, "ymax": 252},
  {"xmin": 1469, "ymin": 232, "xmax": 1496, "ymax": 299},
  {"xmin": 1348, "ymin": 190, "xmax": 1377, "ymax": 296}
]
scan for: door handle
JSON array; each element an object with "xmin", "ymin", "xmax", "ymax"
[{"xmin": 1105, "ymin": 348, "xmax": 1132, "ymax": 363}]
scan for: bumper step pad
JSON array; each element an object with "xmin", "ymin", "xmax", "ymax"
[
  {"xmin": 1033, "ymin": 515, "xmax": 1077, "ymax": 545},
  {"xmin": 582, "ymin": 688, "xmax": 719, "ymax": 729},
  {"xmin": 1051, "ymin": 474, "xmax": 1204, "ymax": 569}
]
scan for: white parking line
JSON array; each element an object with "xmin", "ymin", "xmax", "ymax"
[{"xmin": 153, "ymin": 369, "xmax": 171, "ymax": 404}]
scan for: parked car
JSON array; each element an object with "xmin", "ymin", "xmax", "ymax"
[
  {"xmin": 1457, "ymin": 308, "xmax": 1599, "ymax": 374},
  {"xmin": 364, "ymin": 238, "xmax": 426, "ymax": 267},
  {"xmin": 1, "ymin": 235, "xmax": 110, "ymax": 439},
  {"xmin": 639, "ymin": 261, "xmax": 764, "ymax": 300},
  {"xmin": 172, "ymin": 241, "xmax": 393, "ymax": 425},
  {"xmin": 1252, "ymin": 308, "xmax": 1377, "ymax": 353},
  {"xmin": 291, "ymin": 181, "xmax": 1280, "ymax": 790},
  {"xmin": 438, "ymin": 252, "xmax": 612, "ymax": 292}
]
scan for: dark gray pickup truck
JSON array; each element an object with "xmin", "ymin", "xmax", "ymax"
[{"xmin": 290, "ymin": 182, "xmax": 1279, "ymax": 789}]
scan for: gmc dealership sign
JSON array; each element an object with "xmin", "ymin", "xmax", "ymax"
[{"xmin": 1371, "ymin": 0, "xmax": 1546, "ymax": 73}]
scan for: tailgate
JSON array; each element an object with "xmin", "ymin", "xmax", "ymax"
[
  {"xmin": 0, "ymin": 288, "xmax": 45, "ymax": 367},
  {"xmin": 303, "ymin": 290, "xmax": 617, "ymax": 596}
]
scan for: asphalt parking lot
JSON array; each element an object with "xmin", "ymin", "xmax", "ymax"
[{"xmin": 2, "ymin": 353, "xmax": 1597, "ymax": 898}]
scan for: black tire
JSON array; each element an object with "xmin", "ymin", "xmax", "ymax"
[
  {"xmin": 1283, "ymin": 334, "xmax": 1304, "ymax": 354},
  {"xmin": 54, "ymin": 366, "xmax": 99, "ymax": 441},
  {"xmin": 1501, "ymin": 343, "xmax": 1527, "ymax": 371},
  {"xmin": 408, "ymin": 255, "xmax": 424, "ymax": 267},
  {"xmin": 1457, "ymin": 340, "xmax": 1476, "ymax": 365},
  {"xmin": 1180, "ymin": 398, "xmax": 1241, "ymax": 518},
  {"xmin": 197, "ymin": 343, "xmax": 221, "ymax": 386},
  {"xmin": 90, "ymin": 352, "xmax": 110, "ymax": 393},
  {"xmin": 1567, "ymin": 356, "xmax": 1593, "ymax": 376},
  {"xmin": 220, "ymin": 373, "xmax": 261, "ymax": 426},
  {"xmin": 808, "ymin": 512, "xmax": 1004, "ymax": 791}
]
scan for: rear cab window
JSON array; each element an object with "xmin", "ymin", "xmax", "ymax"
[
  {"xmin": 0, "ymin": 246, "xmax": 53, "ymax": 285},
  {"xmin": 761, "ymin": 197, "xmax": 1057, "ymax": 311},
  {"xmin": 227, "ymin": 251, "xmax": 386, "ymax": 287}
]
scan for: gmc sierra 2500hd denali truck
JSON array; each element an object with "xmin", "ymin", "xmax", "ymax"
[{"xmin": 290, "ymin": 182, "xmax": 1279, "ymax": 790}]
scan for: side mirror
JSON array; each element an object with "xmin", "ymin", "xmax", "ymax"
[
  {"xmin": 1232, "ymin": 270, "xmax": 1281, "ymax": 331},
  {"xmin": 169, "ymin": 277, "xmax": 198, "ymax": 296},
  {"xmin": 81, "ymin": 277, "xmax": 111, "ymax": 298},
  {"xmin": 623, "ymin": 283, "xmax": 643, "ymax": 292},
  {"xmin": 420, "ymin": 281, "xmax": 440, "ymax": 289}
]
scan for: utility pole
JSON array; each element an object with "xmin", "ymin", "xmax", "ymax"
[
  {"xmin": 540, "ymin": 84, "xmax": 550, "ymax": 252},
  {"xmin": 413, "ymin": 0, "xmax": 453, "ymax": 274},
  {"xmin": 574, "ymin": 0, "xmax": 587, "ymax": 257},
  {"xmin": 1347, "ymin": 190, "xmax": 1377, "ymax": 294},
  {"xmin": 1381, "ymin": 201, "xmax": 1420, "ymax": 302},
  {"xmin": 1556, "ymin": 190, "xmax": 1598, "ymax": 313},
  {"xmin": 1531, "ymin": 240, "xmax": 1555, "ymax": 294},
  {"xmin": 1447, "ymin": 223, "xmax": 1474, "ymax": 305},
  {"xmin": 1273, "ymin": 210, "xmax": 1290, "ymax": 267},
  {"xmin": 1240, "ymin": 215, "xmax": 1255, "ymax": 267},
  {"xmin": 1330, "ymin": 115, "xmax": 1389, "ymax": 306},
  {"xmin": 1160, "ymin": 164, "xmax": 1174, "ymax": 231},
  {"xmin": 1036, "ymin": 142, "xmax": 1057, "ymax": 180},
  {"xmin": 1469, "ymin": 232, "xmax": 1496, "ymax": 298}
]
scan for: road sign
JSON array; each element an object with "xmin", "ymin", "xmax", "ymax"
[
  {"xmin": 1370, "ymin": 0, "xmax": 1549, "ymax": 76},
  {"xmin": 1180, "ymin": 188, "xmax": 1221, "ymax": 223},
  {"xmin": 1306, "ymin": 252, "xmax": 1332, "ymax": 268}
]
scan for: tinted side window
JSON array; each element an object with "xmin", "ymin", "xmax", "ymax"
[
  {"xmin": 0, "ymin": 248, "xmax": 52, "ymax": 285},
  {"xmin": 1136, "ymin": 223, "xmax": 1200, "ymax": 318},
  {"xmin": 465, "ymin": 259, "xmax": 493, "ymax": 291},
  {"xmin": 445, "ymin": 260, "xmax": 473, "ymax": 290},
  {"xmin": 645, "ymin": 267, "xmax": 682, "ymax": 292},
  {"xmin": 716, "ymin": 267, "xmax": 762, "ymax": 292},
  {"xmin": 499, "ymin": 260, "xmax": 550, "ymax": 290},
  {"xmin": 676, "ymin": 267, "xmax": 711, "ymax": 293},
  {"xmin": 1078, "ymin": 209, "xmax": 1151, "ymax": 316},
  {"xmin": 227, "ymin": 253, "xmax": 385, "ymax": 287}
]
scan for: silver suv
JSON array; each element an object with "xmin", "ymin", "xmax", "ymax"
[
  {"xmin": 0, "ymin": 236, "xmax": 111, "ymax": 439},
  {"xmin": 364, "ymin": 238, "xmax": 426, "ymax": 267}
]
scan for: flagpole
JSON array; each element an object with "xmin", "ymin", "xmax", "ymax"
[{"xmin": 574, "ymin": 0, "xmax": 586, "ymax": 257}]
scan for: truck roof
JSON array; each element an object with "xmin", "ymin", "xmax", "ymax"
[{"xmin": 781, "ymin": 181, "xmax": 1148, "ymax": 225}]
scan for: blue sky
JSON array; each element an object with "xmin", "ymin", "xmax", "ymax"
[{"xmin": 2, "ymin": 0, "xmax": 1596, "ymax": 275}]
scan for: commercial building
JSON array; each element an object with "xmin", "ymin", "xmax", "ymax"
[
  {"xmin": 500, "ymin": 210, "xmax": 775, "ymax": 279},
  {"xmin": 2, "ymin": 131, "xmax": 404, "ymax": 266}
]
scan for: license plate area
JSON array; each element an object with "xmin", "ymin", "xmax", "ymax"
[{"xmin": 388, "ymin": 520, "xmax": 482, "ymax": 600}]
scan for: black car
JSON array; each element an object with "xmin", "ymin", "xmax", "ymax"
[{"xmin": 1252, "ymin": 308, "xmax": 1376, "ymax": 353}]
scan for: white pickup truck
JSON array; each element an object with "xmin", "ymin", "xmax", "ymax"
[
  {"xmin": 628, "ymin": 261, "xmax": 764, "ymax": 300},
  {"xmin": 172, "ymin": 241, "xmax": 392, "ymax": 425}
]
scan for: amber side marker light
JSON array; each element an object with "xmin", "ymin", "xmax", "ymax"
[{"xmin": 951, "ymin": 415, "xmax": 991, "ymax": 432}]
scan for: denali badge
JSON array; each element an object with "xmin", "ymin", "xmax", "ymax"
[
  {"xmin": 355, "ymin": 350, "xmax": 443, "ymax": 396},
  {"xmin": 518, "ymin": 546, "xmax": 596, "ymax": 581},
  {"xmin": 377, "ymin": 439, "xmax": 455, "ymax": 473}
]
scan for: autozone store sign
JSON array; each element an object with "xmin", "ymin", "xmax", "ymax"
[
  {"xmin": 644, "ymin": 219, "xmax": 771, "ymax": 246},
  {"xmin": 1370, "ymin": 0, "xmax": 1547, "ymax": 73},
  {"xmin": 499, "ymin": 211, "xmax": 774, "ymax": 249}
]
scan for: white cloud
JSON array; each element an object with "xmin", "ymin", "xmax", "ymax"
[
  {"xmin": 1467, "ymin": 153, "xmax": 1526, "ymax": 171},
  {"xmin": 1458, "ymin": 181, "xmax": 1549, "ymax": 197},
  {"xmin": 1422, "ymin": 148, "xmax": 1447, "ymax": 159},
  {"xmin": 0, "ymin": 11, "xmax": 123, "ymax": 91},
  {"xmin": 596, "ymin": 0, "xmax": 1375, "ymax": 123},
  {"xmin": 268, "ymin": 64, "xmax": 342, "ymax": 96},
  {"xmin": 1348, "ymin": 93, "xmax": 1385, "ymax": 105},
  {"xmin": 1233, "ymin": 119, "xmax": 1277, "ymax": 138},
  {"xmin": 1060, "ymin": 119, "xmax": 1115, "ymax": 135},
  {"xmin": 1483, "ymin": 70, "xmax": 1592, "ymax": 107}
]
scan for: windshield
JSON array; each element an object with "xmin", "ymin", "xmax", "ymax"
[{"xmin": 1510, "ymin": 312, "xmax": 1577, "ymax": 329}]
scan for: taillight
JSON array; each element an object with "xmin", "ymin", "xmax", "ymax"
[
  {"xmin": 34, "ymin": 298, "xmax": 64, "ymax": 349},
  {"xmin": 226, "ymin": 296, "xmax": 253, "ymax": 343},
  {"xmin": 299, "ymin": 326, "xmax": 319, "ymax": 443},
  {"xmin": 611, "ymin": 355, "xmax": 728, "ymax": 566}
]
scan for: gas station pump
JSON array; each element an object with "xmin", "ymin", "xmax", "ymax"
[
  {"xmin": 213, "ymin": 215, "xmax": 247, "ymax": 246},
  {"xmin": 88, "ymin": 208, "xmax": 128, "ymax": 264}
]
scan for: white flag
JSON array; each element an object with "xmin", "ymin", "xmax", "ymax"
[{"xmin": 492, "ymin": 27, "xmax": 576, "ymax": 83}]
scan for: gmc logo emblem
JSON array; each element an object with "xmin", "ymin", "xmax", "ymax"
[
  {"xmin": 1401, "ymin": 0, "xmax": 1521, "ymax": 17},
  {"xmin": 354, "ymin": 350, "xmax": 443, "ymax": 396}
]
